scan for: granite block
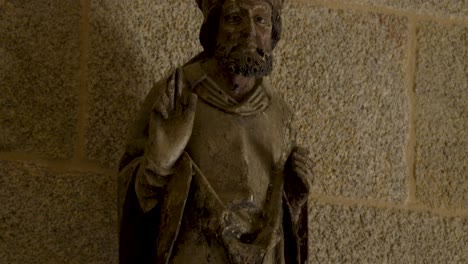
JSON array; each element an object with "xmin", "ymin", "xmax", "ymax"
[
  {"xmin": 338, "ymin": 0, "xmax": 468, "ymax": 19},
  {"xmin": 415, "ymin": 22, "xmax": 468, "ymax": 210},
  {"xmin": 271, "ymin": 4, "xmax": 409, "ymax": 201},
  {"xmin": 86, "ymin": 0, "xmax": 203, "ymax": 168},
  {"xmin": 309, "ymin": 201, "xmax": 468, "ymax": 263},
  {"xmin": 0, "ymin": 161, "xmax": 117, "ymax": 263},
  {"xmin": 0, "ymin": 0, "xmax": 80, "ymax": 158}
]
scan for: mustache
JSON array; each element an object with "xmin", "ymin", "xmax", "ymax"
[
  {"xmin": 216, "ymin": 44, "xmax": 267, "ymax": 58},
  {"xmin": 230, "ymin": 46, "xmax": 267, "ymax": 58},
  {"xmin": 214, "ymin": 49, "xmax": 273, "ymax": 77}
]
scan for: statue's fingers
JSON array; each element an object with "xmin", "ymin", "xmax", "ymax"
[
  {"xmin": 292, "ymin": 162, "xmax": 308, "ymax": 175},
  {"xmin": 185, "ymin": 93, "xmax": 198, "ymax": 112},
  {"xmin": 153, "ymin": 92, "xmax": 170, "ymax": 119},
  {"xmin": 293, "ymin": 155, "xmax": 313, "ymax": 170},
  {"xmin": 294, "ymin": 166, "xmax": 309, "ymax": 178},
  {"xmin": 166, "ymin": 76, "xmax": 176, "ymax": 112},
  {"xmin": 179, "ymin": 94, "xmax": 197, "ymax": 127},
  {"xmin": 294, "ymin": 147, "xmax": 310, "ymax": 156},
  {"xmin": 294, "ymin": 149, "xmax": 313, "ymax": 162},
  {"xmin": 292, "ymin": 157, "xmax": 313, "ymax": 172},
  {"xmin": 292, "ymin": 152, "xmax": 308, "ymax": 163},
  {"xmin": 291, "ymin": 156, "xmax": 302, "ymax": 165},
  {"xmin": 293, "ymin": 160, "xmax": 307, "ymax": 174}
]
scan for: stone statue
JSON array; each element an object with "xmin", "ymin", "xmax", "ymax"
[{"xmin": 118, "ymin": 0, "xmax": 312, "ymax": 263}]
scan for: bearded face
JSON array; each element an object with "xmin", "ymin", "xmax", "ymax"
[{"xmin": 214, "ymin": 0, "xmax": 273, "ymax": 78}]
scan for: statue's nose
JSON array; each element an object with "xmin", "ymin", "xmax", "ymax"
[{"xmin": 241, "ymin": 19, "xmax": 258, "ymax": 44}]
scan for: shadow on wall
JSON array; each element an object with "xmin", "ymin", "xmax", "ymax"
[
  {"xmin": 86, "ymin": 1, "xmax": 202, "ymax": 169},
  {"xmin": 0, "ymin": 1, "xmax": 201, "ymax": 263},
  {"xmin": 0, "ymin": 1, "xmax": 81, "ymax": 159},
  {"xmin": 0, "ymin": 1, "xmax": 129, "ymax": 262}
]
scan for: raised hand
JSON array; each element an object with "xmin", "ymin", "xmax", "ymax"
[{"xmin": 146, "ymin": 73, "xmax": 197, "ymax": 175}]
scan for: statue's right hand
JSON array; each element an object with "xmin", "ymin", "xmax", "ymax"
[{"xmin": 146, "ymin": 76, "xmax": 197, "ymax": 175}]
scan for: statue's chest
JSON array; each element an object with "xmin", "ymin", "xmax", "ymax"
[{"xmin": 186, "ymin": 100, "xmax": 287, "ymax": 208}]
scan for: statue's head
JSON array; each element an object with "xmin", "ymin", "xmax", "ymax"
[{"xmin": 196, "ymin": 0, "xmax": 284, "ymax": 77}]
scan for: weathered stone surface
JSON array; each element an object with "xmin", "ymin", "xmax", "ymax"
[
  {"xmin": 86, "ymin": 0, "xmax": 203, "ymax": 168},
  {"xmin": 309, "ymin": 201, "xmax": 468, "ymax": 263},
  {"xmin": 415, "ymin": 22, "xmax": 468, "ymax": 210},
  {"xmin": 0, "ymin": 161, "xmax": 117, "ymax": 263},
  {"xmin": 272, "ymin": 4, "xmax": 409, "ymax": 202},
  {"xmin": 341, "ymin": 0, "xmax": 468, "ymax": 19},
  {"xmin": 0, "ymin": 0, "xmax": 80, "ymax": 158}
]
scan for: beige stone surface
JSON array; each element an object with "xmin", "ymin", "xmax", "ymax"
[
  {"xmin": 415, "ymin": 22, "xmax": 468, "ymax": 210},
  {"xmin": 0, "ymin": 0, "xmax": 80, "ymax": 158},
  {"xmin": 309, "ymin": 201, "xmax": 468, "ymax": 263},
  {"xmin": 272, "ymin": 4, "xmax": 409, "ymax": 201},
  {"xmin": 338, "ymin": 0, "xmax": 468, "ymax": 18},
  {"xmin": 0, "ymin": 161, "xmax": 117, "ymax": 263},
  {"xmin": 86, "ymin": 0, "xmax": 203, "ymax": 168}
]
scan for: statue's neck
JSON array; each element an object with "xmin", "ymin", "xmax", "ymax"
[{"xmin": 201, "ymin": 58, "xmax": 257, "ymax": 102}]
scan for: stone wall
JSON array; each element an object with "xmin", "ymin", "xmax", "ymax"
[{"xmin": 1, "ymin": 0, "xmax": 466, "ymax": 262}]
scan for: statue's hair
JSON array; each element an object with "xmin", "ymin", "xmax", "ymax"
[{"xmin": 199, "ymin": 1, "xmax": 282, "ymax": 56}]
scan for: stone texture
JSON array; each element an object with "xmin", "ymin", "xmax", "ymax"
[
  {"xmin": 87, "ymin": 0, "xmax": 203, "ymax": 168},
  {"xmin": 309, "ymin": 201, "xmax": 468, "ymax": 263},
  {"xmin": 0, "ymin": 0, "xmax": 80, "ymax": 158},
  {"xmin": 415, "ymin": 22, "xmax": 468, "ymax": 210},
  {"xmin": 0, "ymin": 161, "xmax": 117, "ymax": 263},
  {"xmin": 340, "ymin": 0, "xmax": 468, "ymax": 19},
  {"xmin": 271, "ymin": 4, "xmax": 409, "ymax": 201}
]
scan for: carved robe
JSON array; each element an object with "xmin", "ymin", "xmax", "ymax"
[{"xmin": 118, "ymin": 59, "xmax": 309, "ymax": 264}]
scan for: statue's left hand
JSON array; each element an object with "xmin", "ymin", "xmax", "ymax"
[{"xmin": 289, "ymin": 147, "xmax": 313, "ymax": 180}]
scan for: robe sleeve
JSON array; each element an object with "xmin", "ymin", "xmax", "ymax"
[
  {"xmin": 117, "ymin": 75, "xmax": 169, "ymax": 264},
  {"xmin": 118, "ymin": 152, "xmax": 193, "ymax": 264},
  {"xmin": 119, "ymin": 68, "xmax": 191, "ymax": 216},
  {"xmin": 118, "ymin": 75, "xmax": 169, "ymax": 222},
  {"xmin": 118, "ymin": 69, "xmax": 194, "ymax": 263}
]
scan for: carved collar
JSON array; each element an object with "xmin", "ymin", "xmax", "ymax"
[{"xmin": 182, "ymin": 62, "xmax": 272, "ymax": 116}]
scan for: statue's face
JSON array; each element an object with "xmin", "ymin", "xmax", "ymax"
[{"xmin": 214, "ymin": 0, "xmax": 273, "ymax": 77}]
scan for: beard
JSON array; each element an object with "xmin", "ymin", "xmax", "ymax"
[{"xmin": 214, "ymin": 43, "xmax": 273, "ymax": 78}]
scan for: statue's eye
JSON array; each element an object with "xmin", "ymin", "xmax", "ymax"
[
  {"xmin": 255, "ymin": 16, "xmax": 266, "ymax": 24},
  {"xmin": 225, "ymin": 14, "xmax": 241, "ymax": 24}
]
